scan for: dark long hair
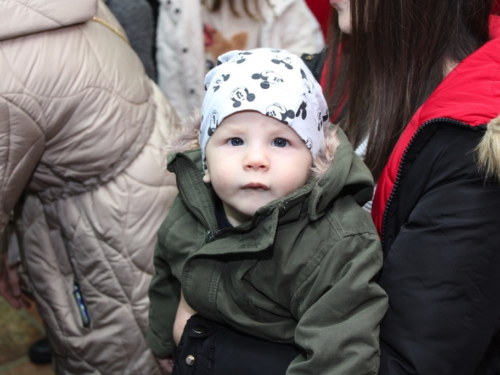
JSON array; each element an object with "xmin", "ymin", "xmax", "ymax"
[
  {"xmin": 325, "ymin": 0, "xmax": 492, "ymax": 180},
  {"xmin": 204, "ymin": 0, "xmax": 262, "ymax": 19}
]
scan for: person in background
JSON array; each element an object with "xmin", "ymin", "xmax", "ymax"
[
  {"xmin": 324, "ymin": 0, "xmax": 500, "ymax": 373},
  {"xmin": 104, "ymin": 0, "xmax": 158, "ymax": 80},
  {"xmin": 23, "ymin": 0, "xmax": 165, "ymax": 364},
  {"xmin": 0, "ymin": 0, "xmax": 179, "ymax": 373},
  {"xmin": 156, "ymin": 0, "xmax": 325, "ymax": 119}
]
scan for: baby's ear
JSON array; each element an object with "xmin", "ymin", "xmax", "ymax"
[{"xmin": 202, "ymin": 169, "xmax": 211, "ymax": 184}]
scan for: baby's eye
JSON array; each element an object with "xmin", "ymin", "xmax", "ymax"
[
  {"xmin": 228, "ymin": 137, "xmax": 244, "ymax": 146},
  {"xmin": 272, "ymin": 138, "xmax": 289, "ymax": 148}
]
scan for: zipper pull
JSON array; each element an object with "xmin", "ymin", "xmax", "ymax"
[
  {"xmin": 205, "ymin": 230, "xmax": 215, "ymax": 243},
  {"xmin": 205, "ymin": 229, "xmax": 225, "ymax": 243}
]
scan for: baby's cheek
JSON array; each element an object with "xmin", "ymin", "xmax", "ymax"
[
  {"xmin": 284, "ymin": 173, "xmax": 308, "ymax": 193},
  {"xmin": 214, "ymin": 173, "xmax": 230, "ymax": 191}
]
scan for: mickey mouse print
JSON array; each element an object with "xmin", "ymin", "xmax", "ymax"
[{"xmin": 200, "ymin": 48, "xmax": 330, "ymax": 163}]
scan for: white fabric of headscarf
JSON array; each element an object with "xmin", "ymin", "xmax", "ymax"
[{"xmin": 200, "ymin": 48, "xmax": 329, "ymax": 166}]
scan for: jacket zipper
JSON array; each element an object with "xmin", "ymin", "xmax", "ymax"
[
  {"xmin": 204, "ymin": 201, "xmax": 289, "ymax": 243},
  {"xmin": 205, "ymin": 229, "xmax": 222, "ymax": 243},
  {"xmin": 380, "ymin": 117, "xmax": 471, "ymax": 248}
]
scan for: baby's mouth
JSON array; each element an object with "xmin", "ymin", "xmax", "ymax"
[{"xmin": 243, "ymin": 183, "xmax": 270, "ymax": 190}]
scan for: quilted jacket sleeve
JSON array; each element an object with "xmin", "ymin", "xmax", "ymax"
[
  {"xmin": 288, "ymin": 229, "xmax": 388, "ymax": 375},
  {"xmin": 146, "ymin": 222, "xmax": 182, "ymax": 358},
  {"xmin": 378, "ymin": 128, "xmax": 500, "ymax": 374},
  {"xmin": 0, "ymin": 97, "xmax": 45, "ymax": 240}
]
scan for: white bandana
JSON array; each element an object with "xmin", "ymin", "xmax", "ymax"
[{"xmin": 200, "ymin": 48, "xmax": 329, "ymax": 166}]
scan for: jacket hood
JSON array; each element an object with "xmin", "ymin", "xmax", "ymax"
[
  {"xmin": 166, "ymin": 113, "xmax": 374, "ymax": 227},
  {"xmin": 0, "ymin": 0, "xmax": 97, "ymax": 41}
]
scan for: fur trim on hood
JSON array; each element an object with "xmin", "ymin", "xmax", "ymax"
[
  {"xmin": 477, "ymin": 114, "xmax": 500, "ymax": 182},
  {"xmin": 165, "ymin": 111, "xmax": 340, "ymax": 179}
]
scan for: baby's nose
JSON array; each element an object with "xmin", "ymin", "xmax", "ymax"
[{"xmin": 244, "ymin": 150, "xmax": 269, "ymax": 170}]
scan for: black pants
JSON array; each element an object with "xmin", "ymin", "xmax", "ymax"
[{"xmin": 172, "ymin": 315, "xmax": 299, "ymax": 375}]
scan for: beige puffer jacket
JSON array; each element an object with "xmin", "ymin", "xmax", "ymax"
[{"xmin": 0, "ymin": 1, "xmax": 178, "ymax": 374}]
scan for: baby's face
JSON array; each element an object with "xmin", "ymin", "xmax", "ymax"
[{"xmin": 203, "ymin": 111, "xmax": 312, "ymax": 226}]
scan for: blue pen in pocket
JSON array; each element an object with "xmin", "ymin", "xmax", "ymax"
[{"xmin": 73, "ymin": 282, "xmax": 91, "ymax": 328}]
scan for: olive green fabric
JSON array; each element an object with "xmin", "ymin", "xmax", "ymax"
[{"xmin": 147, "ymin": 129, "xmax": 388, "ymax": 374}]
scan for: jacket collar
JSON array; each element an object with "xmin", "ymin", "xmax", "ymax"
[{"xmin": 0, "ymin": 0, "xmax": 97, "ymax": 41}]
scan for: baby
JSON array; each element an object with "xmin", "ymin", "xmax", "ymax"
[{"xmin": 147, "ymin": 48, "xmax": 388, "ymax": 375}]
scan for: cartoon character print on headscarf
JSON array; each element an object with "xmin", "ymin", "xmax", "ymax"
[
  {"xmin": 296, "ymin": 101, "xmax": 307, "ymax": 120},
  {"xmin": 201, "ymin": 48, "xmax": 329, "ymax": 167},
  {"xmin": 208, "ymin": 110, "xmax": 220, "ymax": 136},
  {"xmin": 213, "ymin": 74, "xmax": 230, "ymax": 92},
  {"xmin": 305, "ymin": 138, "xmax": 313, "ymax": 150},
  {"xmin": 266, "ymin": 103, "xmax": 296, "ymax": 125},
  {"xmin": 271, "ymin": 54, "xmax": 293, "ymax": 70},
  {"xmin": 317, "ymin": 109, "xmax": 329, "ymax": 131},
  {"xmin": 236, "ymin": 52, "xmax": 252, "ymax": 64},
  {"xmin": 251, "ymin": 70, "xmax": 284, "ymax": 89},
  {"xmin": 230, "ymin": 87, "xmax": 256, "ymax": 108},
  {"xmin": 301, "ymin": 69, "xmax": 314, "ymax": 94}
]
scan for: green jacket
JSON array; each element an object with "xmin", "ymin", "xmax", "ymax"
[{"xmin": 147, "ymin": 129, "xmax": 388, "ymax": 374}]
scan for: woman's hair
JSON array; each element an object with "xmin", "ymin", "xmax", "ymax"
[
  {"xmin": 204, "ymin": 0, "xmax": 262, "ymax": 19},
  {"xmin": 325, "ymin": 0, "xmax": 492, "ymax": 180}
]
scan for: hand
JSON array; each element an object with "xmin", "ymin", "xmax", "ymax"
[
  {"xmin": 0, "ymin": 254, "xmax": 30, "ymax": 309},
  {"xmin": 156, "ymin": 356, "xmax": 175, "ymax": 374}
]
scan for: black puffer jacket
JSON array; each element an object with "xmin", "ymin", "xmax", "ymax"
[{"xmin": 372, "ymin": 17, "xmax": 500, "ymax": 375}]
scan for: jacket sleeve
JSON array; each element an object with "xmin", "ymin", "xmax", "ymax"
[
  {"xmin": 146, "ymin": 223, "xmax": 182, "ymax": 358},
  {"xmin": 0, "ymin": 97, "xmax": 45, "ymax": 241},
  {"xmin": 288, "ymin": 230, "xmax": 388, "ymax": 375},
  {"xmin": 378, "ymin": 128, "xmax": 500, "ymax": 374}
]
